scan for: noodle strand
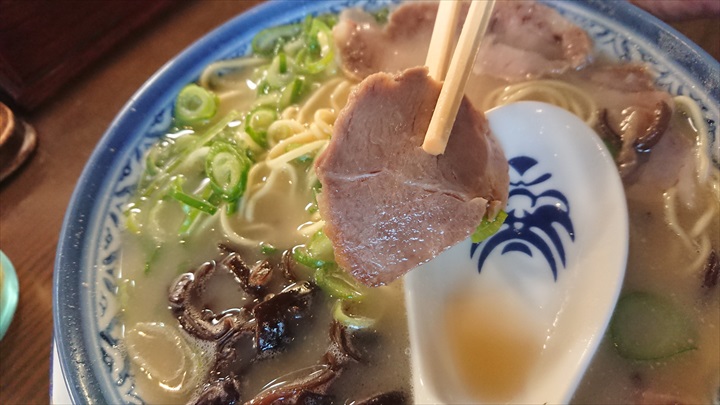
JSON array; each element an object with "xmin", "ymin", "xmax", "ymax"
[{"xmin": 482, "ymin": 79, "xmax": 597, "ymax": 126}]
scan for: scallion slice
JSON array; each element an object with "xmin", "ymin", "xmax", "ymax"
[
  {"xmin": 292, "ymin": 246, "xmax": 326, "ymax": 269},
  {"xmin": 471, "ymin": 210, "xmax": 508, "ymax": 243},
  {"xmin": 307, "ymin": 230, "xmax": 334, "ymax": 263},
  {"xmin": 332, "ymin": 300, "xmax": 376, "ymax": 330},
  {"xmin": 205, "ymin": 142, "xmax": 252, "ymax": 200},
  {"xmin": 314, "ymin": 265, "xmax": 365, "ymax": 301},
  {"xmin": 251, "ymin": 23, "xmax": 303, "ymax": 56},
  {"xmin": 174, "ymin": 84, "xmax": 218, "ymax": 125},
  {"xmin": 279, "ymin": 77, "xmax": 307, "ymax": 108},
  {"xmin": 260, "ymin": 243, "xmax": 278, "ymax": 255},
  {"xmin": 245, "ymin": 107, "xmax": 278, "ymax": 148},
  {"xmin": 168, "ymin": 176, "xmax": 218, "ymax": 215},
  {"xmin": 295, "ymin": 19, "xmax": 334, "ymax": 75},
  {"xmin": 278, "ymin": 52, "xmax": 288, "ymax": 74}
]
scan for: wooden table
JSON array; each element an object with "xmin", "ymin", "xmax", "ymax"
[{"xmin": 0, "ymin": 2, "xmax": 717, "ymax": 404}]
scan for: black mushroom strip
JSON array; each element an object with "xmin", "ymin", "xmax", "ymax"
[
  {"xmin": 354, "ymin": 391, "xmax": 409, "ymax": 405},
  {"xmin": 290, "ymin": 391, "xmax": 335, "ymax": 405},
  {"xmin": 172, "ymin": 247, "xmax": 408, "ymax": 405},
  {"xmin": 280, "ymin": 249, "xmax": 300, "ymax": 283},
  {"xmin": 193, "ymin": 313, "xmax": 398, "ymax": 405},
  {"xmin": 633, "ymin": 101, "xmax": 672, "ymax": 152},
  {"xmin": 597, "ymin": 100, "xmax": 672, "ymax": 179},
  {"xmin": 169, "ymin": 261, "xmax": 251, "ymax": 340},
  {"xmin": 194, "ymin": 377, "xmax": 243, "ymax": 405},
  {"xmin": 249, "ymin": 389, "xmax": 409, "ymax": 405},
  {"xmin": 253, "ymin": 281, "xmax": 317, "ymax": 358},
  {"xmin": 223, "ymin": 249, "xmax": 274, "ymax": 298},
  {"xmin": 584, "ymin": 64, "xmax": 675, "ymax": 180},
  {"xmin": 245, "ymin": 365, "xmax": 337, "ymax": 405},
  {"xmin": 169, "ymin": 252, "xmax": 317, "ymax": 354},
  {"xmin": 702, "ymin": 250, "xmax": 719, "ymax": 289},
  {"xmin": 169, "ymin": 250, "xmax": 278, "ymax": 341},
  {"xmin": 324, "ymin": 319, "xmax": 362, "ymax": 366},
  {"xmin": 246, "ymin": 321, "xmax": 361, "ymax": 405}
]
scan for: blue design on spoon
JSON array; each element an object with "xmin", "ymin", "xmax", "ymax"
[{"xmin": 471, "ymin": 156, "xmax": 575, "ymax": 280}]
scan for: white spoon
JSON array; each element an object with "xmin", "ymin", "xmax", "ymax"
[{"xmin": 405, "ymin": 101, "xmax": 629, "ymax": 404}]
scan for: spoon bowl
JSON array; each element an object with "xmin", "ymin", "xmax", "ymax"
[{"xmin": 406, "ymin": 101, "xmax": 629, "ymax": 404}]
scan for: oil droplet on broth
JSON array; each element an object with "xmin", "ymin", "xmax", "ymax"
[{"xmin": 444, "ymin": 288, "xmax": 545, "ymax": 402}]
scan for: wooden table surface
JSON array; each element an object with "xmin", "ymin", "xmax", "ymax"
[{"xmin": 0, "ymin": 2, "xmax": 717, "ymax": 404}]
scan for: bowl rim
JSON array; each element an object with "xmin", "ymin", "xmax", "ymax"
[{"xmin": 52, "ymin": 0, "xmax": 720, "ymax": 403}]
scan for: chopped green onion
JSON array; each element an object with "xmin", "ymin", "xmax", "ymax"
[
  {"xmin": 315, "ymin": 13, "xmax": 338, "ymax": 28},
  {"xmin": 256, "ymin": 80, "xmax": 272, "ymax": 96},
  {"xmin": 178, "ymin": 184, "xmax": 216, "ymax": 236},
  {"xmin": 311, "ymin": 180, "xmax": 323, "ymax": 201},
  {"xmin": 125, "ymin": 204, "xmax": 143, "ymax": 235},
  {"xmin": 292, "ymin": 229, "xmax": 335, "ymax": 269},
  {"xmin": 371, "ymin": 7, "xmax": 390, "ymax": 24},
  {"xmin": 471, "ymin": 210, "xmax": 508, "ymax": 243},
  {"xmin": 207, "ymin": 191, "xmax": 223, "ymax": 207},
  {"xmin": 296, "ymin": 155, "xmax": 314, "ymax": 164},
  {"xmin": 602, "ymin": 138, "xmax": 620, "ymax": 159},
  {"xmin": 312, "ymin": 179, "xmax": 322, "ymax": 192},
  {"xmin": 252, "ymin": 23, "xmax": 303, "ymax": 56},
  {"xmin": 307, "ymin": 230, "xmax": 334, "ymax": 263},
  {"xmin": 278, "ymin": 52, "xmax": 288, "ymax": 74},
  {"xmin": 332, "ymin": 300, "xmax": 376, "ymax": 330},
  {"xmin": 168, "ymin": 176, "xmax": 218, "ymax": 215},
  {"xmin": 279, "ymin": 77, "xmax": 307, "ymax": 108},
  {"xmin": 295, "ymin": 19, "xmax": 334, "ymax": 75},
  {"xmin": 145, "ymin": 139, "xmax": 175, "ymax": 176},
  {"xmin": 285, "ymin": 142, "xmax": 313, "ymax": 163},
  {"xmin": 143, "ymin": 198, "xmax": 183, "ymax": 243},
  {"xmin": 314, "ymin": 265, "xmax": 365, "ymax": 301},
  {"xmin": 610, "ymin": 292, "xmax": 698, "ymax": 361},
  {"xmin": 174, "ymin": 84, "xmax": 218, "ymax": 125},
  {"xmin": 301, "ymin": 15, "xmax": 314, "ymax": 35},
  {"xmin": 144, "ymin": 245, "xmax": 162, "ymax": 275},
  {"xmin": 252, "ymin": 93, "xmax": 282, "ymax": 110},
  {"xmin": 142, "ymin": 112, "xmax": 240, "ymax": 198},
  {"xmin": 178, "ymin": 204, "xmax": 203, "ymax": 236},
  {"xmin": 205, "ymin": 142, "xmax": 252, "ymax": 200},
  {"xmin": 245, "ymin": 107, "xmax": 278, "ymax": 148},
  {"xmin": 260, "ymin": 243, "xmax": 278, "ymax": 255},
  {"xmin": 305, "ymin": 202, "xmax": 318, "ymax": 214},
  {"xmin": 225, "ymin": 198, "xmax": 240, "ymax": 216},
  {"xmin": 266, "ymin": 53, "xmax": 293, "ymax": 88},
  {"xmin": 292, "ymin": 246, "xmax": 326, "ymax": 269},
  {"xmin": 195, "ymin": 110, "xmax": 241, "ymax": 147}
]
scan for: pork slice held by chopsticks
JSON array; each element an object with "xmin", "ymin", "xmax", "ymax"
[{"xmin": 314, "ymin": 67, "xmax": 509, "ymax": 287}]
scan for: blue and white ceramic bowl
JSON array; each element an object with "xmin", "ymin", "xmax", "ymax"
[{"xmin": 53, "ymin": 0, "xmax": 720, "ymax": 403}]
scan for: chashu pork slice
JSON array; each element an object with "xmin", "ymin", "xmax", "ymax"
[
  {"xmin": 315, "ymin": 67, "xmax": 509, "ymax": 286},
  {"xmin": 334, "ymin": 1, "xmax": 591, "ymax": 82}
]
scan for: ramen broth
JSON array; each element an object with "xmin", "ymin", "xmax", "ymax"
[
  {"xmin": 571, "ymin": 111, "xmax": 720, "ymax": 403},
  {"xmin": 118, "ymin": 2, "xmax": 719, "ymax": 403}
]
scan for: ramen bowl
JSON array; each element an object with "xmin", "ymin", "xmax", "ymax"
[{"xmin": 53, "ymin": 0, "xmax": 720, "ymax": 403}]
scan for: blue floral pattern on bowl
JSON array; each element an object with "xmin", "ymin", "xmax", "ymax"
[{"xmin": 53, "ymin": 1, "xmax": 720, "ymax": 403}]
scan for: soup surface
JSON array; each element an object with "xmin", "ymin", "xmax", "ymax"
[{"xmin": 117, "ymin": 1, "xmax": 719, "ymax": 403}]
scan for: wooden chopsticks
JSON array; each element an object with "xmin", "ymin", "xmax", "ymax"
[
  {"xmin": 425, "ymin": 1, "xmax": 462, "ymax": 81},
  {"xmin": 422, "ymin": 0, "xmax": 496, "ymax": 155}
]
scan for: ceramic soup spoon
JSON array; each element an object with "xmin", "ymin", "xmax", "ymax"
[{"xmin": 406, "ymin": 101, "xmax": 629, "ymax": 404}]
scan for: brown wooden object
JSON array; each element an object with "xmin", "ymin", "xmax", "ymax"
[{"xmin": 0, "ymin": 0, "xmax": 176, "ymax": 110}]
